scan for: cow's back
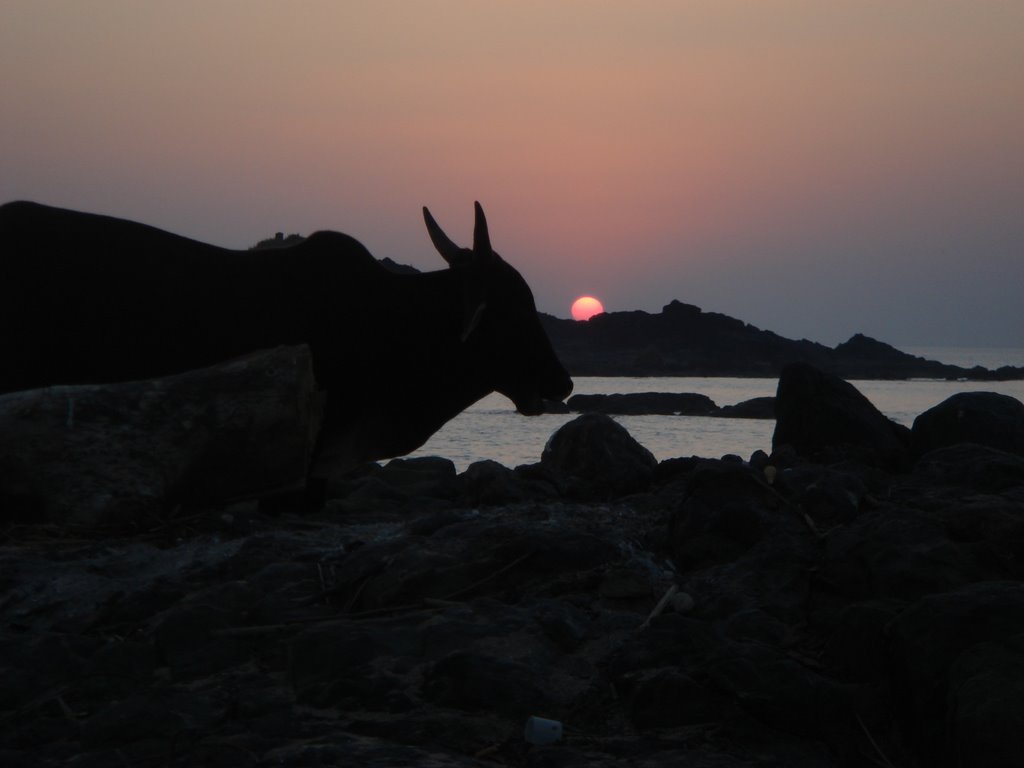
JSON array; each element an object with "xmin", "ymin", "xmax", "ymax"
[{"xmin": 0, "ymin": 202, "xmax": 309, "ymax": 392}]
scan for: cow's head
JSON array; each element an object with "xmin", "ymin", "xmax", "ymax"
[{"xmin": 423, "ymin": 202, "xmax": 573, "ymax": 414}]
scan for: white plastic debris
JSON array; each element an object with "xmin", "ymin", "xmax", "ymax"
[{"xmin": 524, "ymin": 715, "xmax": 563, "ymax": 745}]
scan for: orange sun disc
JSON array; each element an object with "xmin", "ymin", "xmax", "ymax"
[{"xmin": 571, "ymin": 296, "xmax": 605, "ymax": 321}]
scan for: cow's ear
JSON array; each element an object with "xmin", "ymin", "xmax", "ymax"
[
  {"xmin": 423, "ymin": 206, "xmax": 471, "ymax": 267},
  {"xmin": 461, "ymin": 301, "xmax": 487, "ymax": 343}
]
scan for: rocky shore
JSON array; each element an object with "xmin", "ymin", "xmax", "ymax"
[{"xmin": 2, "ymin": 364, "xmax": 1023, "ymax": 767}]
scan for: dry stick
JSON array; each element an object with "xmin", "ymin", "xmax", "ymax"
[
  {"xmin": 473, "ymin": 744, "xmax": 501, "ymax": 759},
  {"xmin": 210, "ymin": 603, "xmax": 443, "ymax": 637},
  {"xmin": 341, "ymin": 572, "xmax": 373, "ymax": 613},
  {"xmin": 639, "ymin": 584, "xmax": 678, "ymax": 630},
  {"xmin": 2, "ymin": 684, "xmax": 71, "ymax": 724},
  {"xmin": 52, "ymin": 695, "xmax": 84, "ymax": 723},
  {"xmin": 340, "ymin": 548, "xmax": 538, "ymax": 618},
  {"xmin": 422, "ymin": 598, "xmax": 462, "ymax": 609},
  {"xmin": 766, "ymin": 484, "xmax": 821, "ymax": 538},
  {"xmin": 855, "ymin": 713, "xmax": 899, "ymax": 768},
  {"xmin": 212, "ymin": 550, "xmax": 537, "ymax": 637},
  {"xmin": 438, "ymin": 549, "xmax": 536, "ymax": 601},
  {"xmin": 316, "ymin": 562, "xmax": 329, "ymax": 601}
]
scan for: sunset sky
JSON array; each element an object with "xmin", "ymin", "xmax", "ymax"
[{"xmin": 3, "ymin": 2, "xmax": 1022, "ymax": 347}]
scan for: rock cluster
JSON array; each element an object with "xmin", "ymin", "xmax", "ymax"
[
  {"xmin": 565, "ymin": 392, "xmax": 774, "ymax": 419},
  {"xmin": 2, "ymin": 366, "xmax": 1023, "ymax": 767}
]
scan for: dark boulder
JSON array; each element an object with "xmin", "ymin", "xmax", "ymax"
[
  {"xmin": 617, "ymin": 668, "xmax": 735, "ymax": 728},
  {"xmin": 717, "ymin": 396, "xmax": 776, "ymax": 419},
  {"xmin": 914, "ymin": 442, "xmax": 1024, "ymax": 493},
  {"xmin": 912, "ymin": 391, "xmax": 1024, "ymax": 457},
  {"xmin": 461, "ymin": 459, "xmax": 532, "ymax": 506},
  {"xmin": 775, "ymin": 465, "xmax": 870, "ymax": 528},
  {"xmin": 152, "ymin": 581, "xmax": 262, "ymax": 680},
  {"xmin": 886, "ymin": 581, "xmax": 1024, "ymax": 767},
  {"xmin": 378, "ymin": 456, "xmax": 459, "ymax": 499},
  {"xmin": 816, "ymin": 504, "xmax": 993, "ymax": 606},
  {"xmin": 540, "ymin": 413, "xmax": 657, "ymax": 498},
  {"xmin": 422, "ymin": 650, "xmax": 551, "ymax": 717},
  {"xmin": 289, "ymin": 620, "xmax": 418, "ymax": 709},
  {"xmin": 772, "ymin": 362, "xmax": 911, "ymax": 470},
  {"xmin": 669, "ymin": 462, "xmax": 782, "ymax": 572},
  {"xmin": 79, "ymin": 693, "xmax": 192, "ymax": 751},
  {"xmin": 0, "ymin": 345, "xmax": 319, "ymax": 527},
  {"xmin": 670, "ymin": 462, "xmax": 817, "ymax": 624},
  {"xmin": 821, "ymin": 599, "xmax": 905, "ymax": 681},
  {"xmin": 946, "ymin": 633, "xmax": 1024, "ymax": 768},
  {"xmin": 325, "ymin": 457, "xmax": 459, "ymax": 514}
]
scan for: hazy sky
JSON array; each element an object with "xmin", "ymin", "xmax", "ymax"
[{"xmin": 3, "ymin": 2, "xmax": 1022, "ymax": 347}]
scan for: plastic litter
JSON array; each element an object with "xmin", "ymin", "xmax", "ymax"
[{"xmin": 524, "ymin": 715, "xmax": 563, "ymax": 745}]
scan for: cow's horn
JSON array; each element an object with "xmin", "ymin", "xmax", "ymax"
[
  {"xmin": 473, "ymin": 201, "xmax": 492, "ymax": 255},
  {"xmin": 423, "ymin": 207, "xmax": 464, "ymax": 265}
]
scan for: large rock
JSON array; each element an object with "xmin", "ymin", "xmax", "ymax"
[
  {"xmin": 422, "ymin": 651, "xmax": 551, "ymax": 717},
  {"xmin": 0, "ymin": 345, "xmax": 319, "ymax": 527},
  {"xmin": 540, "ymin": 412, "xmax": 657, "ymax": 497},
  {"xmin": 912, "ymin": 391, "xmax": 1024, "ymax": 456},
  {"xmin": 717, "ymin": 396, "xmax": 776, "ymax": 419},
  {"xmin": 460, "ymin": 460, "xmax": 533, "ymax": 506},
  {"xmin": 669, "ymin": 462, "xmax": 782, "ymax": 572},
  {"xmin": 946, "ymin": 633, "xmax": 1024, "ymax": 768},
  {"xmin": 886, "ymin": 582, "xmax": 1024, "ymax": 767},
  {"xmin": 775, "ymin": 464, "xmax": 871, "ymax": 528},
  {"xmin": 378, "ymin": 456, "xmax": 459, "ymax": 499},
  {"xmin": 670, "ymin": 462, "xmax": 817, "ymax": 625},
  {"xmin": 914, "ymin": 442, "xmax": 1024, "ymax": 492},
  {"xmin": 772, "ymin": 362, "xmax": 911, "ymax": 469}
]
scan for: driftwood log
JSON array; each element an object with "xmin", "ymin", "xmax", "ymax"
[{"xmin": 0, "ymin": 345, "xmax": 320, "ymax": 528}]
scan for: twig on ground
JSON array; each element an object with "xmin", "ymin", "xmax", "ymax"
[
  {"xmin": 316, "ymin": 562, "xmax": 329, "ymax": 601},
  {"xmin": 211, "ymin": 550, "xmax": 539, "ymax": 636},
  {"xmin": 856, "ymin": 713, "xmax": 900, "ymax": 768},
  {"xmin": 639, "ymin": 584, "xmax": 678, "ymax": 630},
  {"xmin": 439, "ymin": 549, "xmax": 536, "ymax": 601},
  {"xmin": 473, "ymin": 744, "xmax": 501, "ymax": 759},
  {"xmin": 766, "ymin": 484, "xmax": 822, "ymax": 537}
]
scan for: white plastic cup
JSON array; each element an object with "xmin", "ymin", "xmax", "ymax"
[{"xmin": 524, "ymin": 716, "xmax": 563, "ymax": 745}]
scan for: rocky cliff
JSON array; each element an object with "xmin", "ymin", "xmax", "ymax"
[{"xmin": 541, "ymin": 300, "xmax": 1024, "ymax": 380}]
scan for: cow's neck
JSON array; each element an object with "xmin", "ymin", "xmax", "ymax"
[{"xmin": 316, "ymin": 268, "xmax": 491, "ymax": 471}]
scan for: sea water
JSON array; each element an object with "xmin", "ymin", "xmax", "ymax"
[{"xmin": 410, "ymin": 347, "xmax": 1024, "ymax": 471}]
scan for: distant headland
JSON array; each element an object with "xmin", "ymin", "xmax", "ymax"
[{"xmin": 539, "ymin": 300, "xmax": 1024, "ymax": 380}]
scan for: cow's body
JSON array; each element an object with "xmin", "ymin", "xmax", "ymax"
[{"xmin": 0, "ymin": 201, "xmax": 572, "ymax": 469}]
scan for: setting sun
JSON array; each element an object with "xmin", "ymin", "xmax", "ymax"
[{"xmin": 571, "ymin": 296, "xmax": 605, "ymax": 321}]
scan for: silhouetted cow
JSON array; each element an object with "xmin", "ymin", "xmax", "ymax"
[{"xmin": 0, "ymin": 201, "xmax": 572, "ymax": 469}]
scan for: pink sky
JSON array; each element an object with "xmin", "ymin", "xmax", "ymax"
[{"xmin": 3, "ymin": 2, "xmax": 1022, "ymax": 346}]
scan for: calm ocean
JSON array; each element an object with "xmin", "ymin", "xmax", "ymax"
[{"xmin": 411, "ymin": 347, "xmax": 1024, "ymax": 471}]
